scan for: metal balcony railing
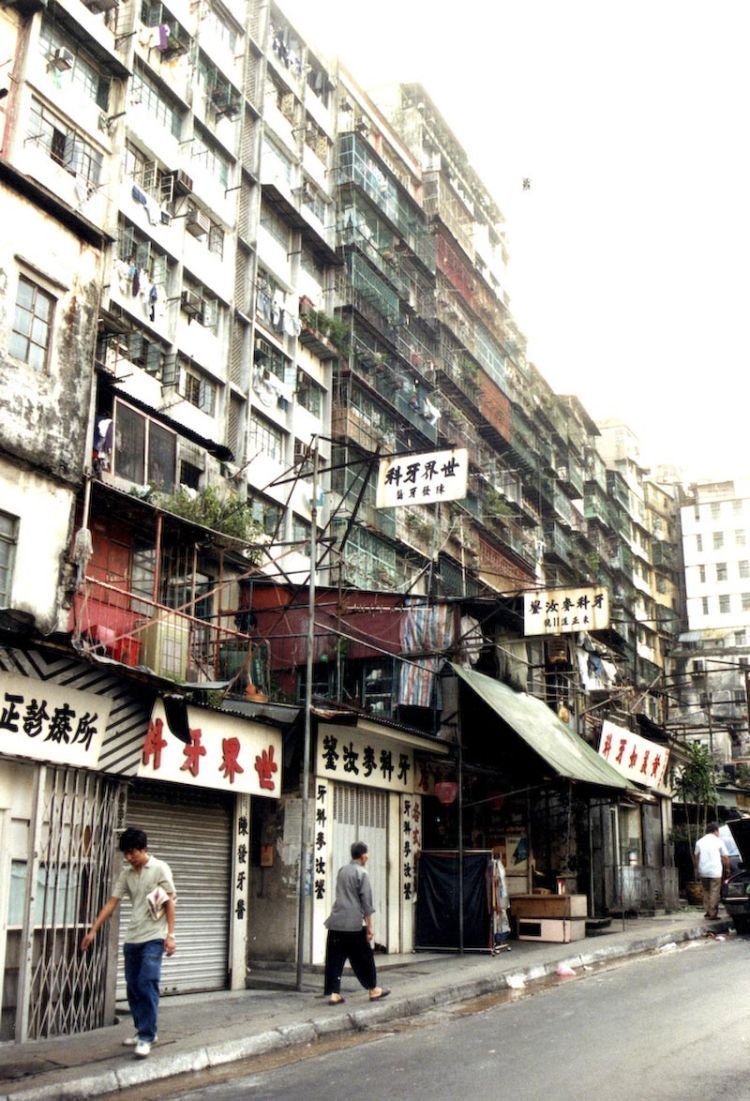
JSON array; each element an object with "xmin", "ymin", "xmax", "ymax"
[{"xmin": 70, "ymin": 577, "xmax": 260, "ymax": 686}]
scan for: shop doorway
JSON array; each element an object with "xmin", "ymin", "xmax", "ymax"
[
  {"xmin": 116, "ymin": 784, "xmax": 233, "ymax": 998},
  {"xmin": 332, "ymin": 785, "xmax": 388, "ymax": 948}
]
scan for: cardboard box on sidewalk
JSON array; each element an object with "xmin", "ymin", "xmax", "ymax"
[{"xmin": 516, "ymin": 917, "xmax": 587, "ymax": 943}]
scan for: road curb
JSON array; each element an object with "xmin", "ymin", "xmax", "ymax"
[{"xmin": 4, "ymin": 921, "xmax": 730, "ymax": 1101}]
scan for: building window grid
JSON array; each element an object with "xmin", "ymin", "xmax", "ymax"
[
  {"xmin": 249, "ymin": 412, "xmax": 285, "ymax": 464},
  {"xmin": 10, "ymin": 276, "xmax": 54, "ymax": 370},
  {"xmin": 131, "ymin": 65, "xmax": 182, "ymax": 138},
  {"xmin": 28, "ymin": 98, "xmax": 103, "ymax": 187},
  {"xmin": 192, "ymin": 128, "xmax": 232, "ymax": 189},
  {"xmin": 39, "ymin": 22, "xmax": 110, "ymax": 110},
  {"xmin": 713, "ymin": 531, "xmax": 724, "ymax": 550},
  {"xmin": 0, "ymin": 512, "xmax": 18, "ymax": 606}
]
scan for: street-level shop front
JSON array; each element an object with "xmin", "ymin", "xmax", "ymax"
[
  {"xmin": 0, "ymin": 645, "xmax": 283, "ymax": 1041},
  {"xmin": 309, "ymin": 717, "xmax": 450, "ymax": 966}
]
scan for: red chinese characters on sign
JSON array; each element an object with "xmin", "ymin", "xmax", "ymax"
[
  {"xmin": 142, "ymin": 718, "xmax": 167, "ymax": 770},
  {"xmin": 220, "ymin": 737, "xmax": 244, "ymax": 784},
  {"xmin": 254, "ymin": 745, "xmax": 278, "ymax": 791},
  {"xmin": 598, "ymin": 721, "xmax": 670, "ymax": 791},
  {"xmin": 181, "ymin": 729, "xmax": 206, "ymax": 778}
]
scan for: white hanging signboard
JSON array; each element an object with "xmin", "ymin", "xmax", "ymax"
[
  {"xmin": 376, "ymin": 448, "xmax": 468, "ymax": 508},
  {"xmin": 598, "ymin": 720, "xmax": 671, "ymax": 793},
  {"xmin": 523, "ymin": 586, "xmax": 610, "ymax": 635}
]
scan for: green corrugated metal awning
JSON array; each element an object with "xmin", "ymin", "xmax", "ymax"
[{"xmin": 452, "ymin": 664, "xmax": 631, "ymax": 791}]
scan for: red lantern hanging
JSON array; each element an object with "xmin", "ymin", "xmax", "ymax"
[{"xmin": 434, "ymin": 781, "xmax": 459, "ymax": 805}]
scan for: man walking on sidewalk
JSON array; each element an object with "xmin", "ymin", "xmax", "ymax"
[
  {"xmin": 81, "ymin": 827, "xmax": 176, "ymax": 1058},
  {"xmin": 694, "ymin": 821, "xmax": 730, "ymax": 920},
  {"xmin": 323, "ymin": 841, "xmax": 389, "ymax": 1006}
]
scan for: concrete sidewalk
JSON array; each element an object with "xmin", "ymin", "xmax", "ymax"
[{"xmin": 0, "ymin": 909, "xmax": 732, "ymax": 1101}]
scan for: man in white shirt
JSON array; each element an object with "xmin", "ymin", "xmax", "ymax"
[{"xmin": 694, "ymin": 821, "xmax": 730, "ymax": 920}]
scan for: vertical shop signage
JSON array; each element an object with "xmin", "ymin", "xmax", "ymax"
[{"xmin": 401, "ymin": 794, "xmax": 421, "ymax": 901}]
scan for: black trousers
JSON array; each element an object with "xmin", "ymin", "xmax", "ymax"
[{"xmin": 324, "ymin": 928, "xmax": 377, "ymax": 995}]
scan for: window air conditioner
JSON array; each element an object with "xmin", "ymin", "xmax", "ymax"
[
  {"xmin": 171, "ymin": 169, "xmax": 193, "ymax": 196},
  {"xmin": 139, "ymin": 614, "xmax": 190, "ymax": 680},
  {"xmin": 181, "ymin": 289, "xmax": 203, "ymax": 317},
  {"xmin": 50, "ymin": 47, "xmax": 74, "ymax": 71},
  {"xmin": 186, "ymin": 208, "xmax": 210, "ymax": 238},
  {"xmin": 692, "ymin": 660, "xmax": 705, "ymax": 675}
]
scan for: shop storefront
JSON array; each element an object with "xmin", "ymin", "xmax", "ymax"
[
  {"xmin": 0, "ymin": 645, "xmax": 283, "ymax": 1041},
  {"xmin": 309, "ymin": 718, "xmax": 449, "ymax": 964}
]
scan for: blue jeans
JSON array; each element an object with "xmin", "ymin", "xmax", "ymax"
[{"xmin": 123, "ymin": 939, "xmax": 164, "ymax": 1042}]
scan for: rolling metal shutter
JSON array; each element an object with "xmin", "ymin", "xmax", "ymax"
[
  {"xmin": 332, "ymin": 785, "xmax": 389, "ymax": 948},
  {"xmin": 116, "ymin": 784, "xmax": 232, "ymax": 999}
]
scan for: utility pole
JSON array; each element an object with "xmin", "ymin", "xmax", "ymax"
[{"xmin": 296, "ymin": 439, "xmax": 318, "ymax": 991}]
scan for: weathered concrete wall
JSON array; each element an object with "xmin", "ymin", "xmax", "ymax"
[
  {"xmin": 248, "ymin": 797, "xmax": 300, "ymax": 963},
  {"xmin": 0, "ymin": 455, "xmax": 74, "ymax": 630},
  {"xmin": 0, "ymin": 180, "xmax": 102, "ymax": 486}
]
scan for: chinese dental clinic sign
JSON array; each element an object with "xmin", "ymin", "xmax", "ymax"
[
  {"xmin": 376, "ymin": 448, "xmax": 468, "ymax": 508},
  {"xmin": 524, "ymin": 586, "xmax": 610, "ymax": 636}
]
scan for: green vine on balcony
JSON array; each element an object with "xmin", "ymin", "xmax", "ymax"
[
  {"xmin": 147, "ymin": 485, "xmax": 264, "ymax": 558},
  {"xmin": 301, "ymin": 310, "xmax": 351, "ymax": 357}
]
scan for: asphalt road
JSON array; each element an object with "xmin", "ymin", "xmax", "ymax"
[{"xmin": 167, "ymin": 935, "xmax": 750, "ymax": 1101}]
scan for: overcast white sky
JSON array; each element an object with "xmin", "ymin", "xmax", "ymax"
[{"xmin": 280, "ymin": 0, "xmax": 750, "ymax": 481}]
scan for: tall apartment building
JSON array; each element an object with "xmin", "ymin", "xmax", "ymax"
[
  {"xmin": 669, "ymin": 479, "xmax": 750, "ymax": 762},
  {"xmin": 0, "ymin": 0, "xmax": 685, "ymax": 1034}
]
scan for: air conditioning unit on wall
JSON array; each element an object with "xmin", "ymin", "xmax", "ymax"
[
  {"xmin": 50, "ymin": 47, "xmax": 74, "ymax": 71},
  {"xmin": 186, "ymin": 208, "xmax": 210, "ymax": 238},
  {"xmin": 139, "ymin": 615, "xmax": 190, "ymax": 680}
]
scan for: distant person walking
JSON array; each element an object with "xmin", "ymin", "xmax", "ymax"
[
  {"xmin": 81, "ymin": 828, "xmax": 176, "ymax": 1058},
  {"xmin": 694, "ymin": 821, "xmax": 730, "ymax": 920},
  {"xmin": 324, "ymin": 841, "xmax": 389, "ymax": 1005}
]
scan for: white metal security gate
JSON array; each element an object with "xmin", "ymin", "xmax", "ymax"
[
  {"xmin": 116, "ymin": 785, "xmax": 233, "ymax": 999},
  {"xmin": 332, "ymin": 785, "xmax": 388, "ymax": 948}
]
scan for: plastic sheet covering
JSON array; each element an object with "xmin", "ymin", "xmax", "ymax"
[{"xmin": 415, "ymin": 850, "xmax": 492, "ymax": 951}]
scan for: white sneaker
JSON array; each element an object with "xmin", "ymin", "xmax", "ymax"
[
  {"xmin": 123, "ymin": 1034, "xmax": 157, "ymax": 1046},
  {"xmin": 134, "ymin": 1040, "xmax": 151, "ymax": 1058}
]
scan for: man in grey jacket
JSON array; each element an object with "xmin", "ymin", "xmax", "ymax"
[{"xmin": 323, "ymin": 841, "xmax": 389, "ymax": 1005}]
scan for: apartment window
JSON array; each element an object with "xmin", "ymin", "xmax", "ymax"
[
  {"xmin": 182, "ymin": 275, "xmax": 221, "ymax": 332},
  {"xmin": 296, "ymin": 369, "xmax": 323, "ymax": 417},
  {"xmin": 699, "ymin": 565, "xmax": 706, "ymax": 583},
  {"xmin": 124, "ymin": 142, "xmax": 171, "ymax": 203},
  {"xmin": 740, "ymin": 561, "xmax": 750, "ymax": 579},
  {"xmin": 0, "ymin": 512, "xmax": 18, "ymax": 607},
  {"xmin": 735, "ymin": 631, "xmax": 746, "ymax": 646},
  {"xmin": 118, "ymin": 217, "xmax": 169, "ymax": 285},
  {"xmin": 696, "ymin": 534, "xmax": 703, "ymax": 552},
  {"xmin": 179, "ymin": 460, "xmax": 202, "ymax": 489},
  {"xmin": 39, "ymin": 21, "xmax": 110, "ymax": 109},
  {"xmin": 249, "ymin": 412, "xmax": 285, "ymax": 464},
  {"xmin": 192, "ymin": 126, "xmax": 232, "ymax": 189},
  {"xmin": 713, "ymin": 531, "xmax": 724, "ymax": 550},
  {"xmin": 204, "ymin": 4, "xmax": 237, "ymax": 51},
  {"xmin": 743, "ymin": 593, "xmax": 750, "ymax": 612},
  {"xmin": 702, "ymin": 597, "xmax": 709, "ymax": 614},
  {"xmin": 292, "ymin": 514, "xmax": 311, "ymax": 550},
  {"xmin": 113, "ymin": 400, "xmax": 176, "ymax": 489},
  {"xmin": 28, "ymin": 98, "xmax": 103, "ymax": 187},
  {"xmin": 178, "ymin": 360, "xmax": 217, "ymax": 415},
  {"xmin": 131, "ymin": 65, "xmax": 183, "ymax": 137},
  {"xmin": 717, "ymin": 563, "xmax": 728, "ymax": 582},
  {"xmin": 711, "ymin": 502, "xmax": 721, "ymax": 519},
  {"xmin": 260, "ymin": 201, "xmax": 290, "ymax": 249},
  {"xmin": 737, "ymin": 530, "xmax": 746, "ymax": 546},
  {"xmin": 250, "ymin": 495, "xmax": 282, "ymax": 537},
  {"xmin": 10, "ymin": 276, "xmax": 55, "ymax": 370},
  {"xmin": 720, "ymin": 594, "xmax": 731, "ymax": 614}
]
